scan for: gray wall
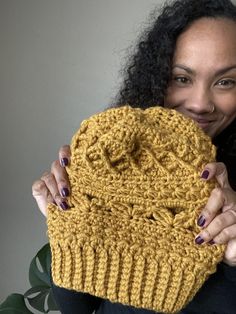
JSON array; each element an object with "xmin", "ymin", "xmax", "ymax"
[{"xmin": 0, "ymin": 0, "xmax": 160, "ymax": 302}]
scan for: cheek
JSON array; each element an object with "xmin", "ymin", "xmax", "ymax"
[
  {"xmin": 164, "ymin": 86, "xmax": 186, "ymax": 108},
  {"xmin": 216, "ymin": 94, "xmax": 236, "ymax": 116}
]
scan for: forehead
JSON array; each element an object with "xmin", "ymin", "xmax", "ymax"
[{"xmin": 173, "ymin": 18, "xmax": 236, "ymax": 65}]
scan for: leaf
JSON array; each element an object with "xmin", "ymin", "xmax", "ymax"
[
  {"xmin": 24, "ymin": 286, "xmax": 49, "ymax": 298},
  {"xmin": 47, "ymin": 290, "xmax": 58, "ymax": 311},
  {"xmin": 25, "ymin": 281, "xmax": 58, "ymax": 312},
  {"xmin": 29, "ymin": 243, "xmax": 51, "ymax": 287},
  {"xmin": 0, "ymin": 293, "xmax": 33, "ymax": 313},
  {"xmin": 0, "ymin": 244, "xmax": 58, "ymax": 314},
  {"xmin": 27, "ymin": 243, "xmax": 58, "ymax": 312},
  {"xmin": 24, "ymin": 286, "xmax": 50, "ymax": 313}
]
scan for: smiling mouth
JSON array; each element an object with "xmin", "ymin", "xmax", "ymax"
[{"xmin": 192, "ymin": 118, "xmax": 213, "ymax": 129}]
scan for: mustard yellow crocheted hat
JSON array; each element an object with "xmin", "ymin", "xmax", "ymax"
[{"xmin": 47, "ymin": 106, "xmax": 225, "ymax": 314}]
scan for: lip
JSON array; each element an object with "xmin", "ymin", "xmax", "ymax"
[{"xmin": 190, "ymin": 117, "xmax": 214, "ymax": 129}]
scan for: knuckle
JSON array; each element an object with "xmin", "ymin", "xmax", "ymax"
[
  {"xmin": 217, "ymin": 162, "xmax": 226, "ymax": 169},
  {"xmin": 225, "ymin": 209, "xmax": 236, "ymax": 223},
  {"xmin": 51, "ymin": 159, "xmax": 61, "ymax": 171},
  {"xmin": 59, "ymin": 145, "xmax": 70, "ymax": 154},
  {"xmin": 221, "ymin": 228, "xmax": 231, "ymax": 238},
  {"xmin": 32, "ymin": 180, "xmax": 46, "ymax": 195},
  {"xmin": 41, "ymin": 171, "xmax": 54, "ymax": 182},
  {"xmin": 58, "ymin": 177, "xmax": 68, "ymax": 186},
  {"xmin": 228, "ymin": 209, "xmax": 236, "ymax": 222},
  {"xmin": 203, "ymin": 208, "xmax": 212, "ymax": 219},
  {"xmin": 203, "ymin": 206, "xmax": 216, "ymax": 219},
  {"xmin": 215, "ymin": 162, "xmax": 227, "ymax": 174},
  {"xmin": 52, "ymin": 193, "xmax": 61, "ymax": 201},
  {"xmin": 212, "ymin": 187, "xmax": 223, "ymax": 198},
  {"xmin": 216, "ymin": 162, "xmax": 229, "ymax": 178},
  {"xmin": 214, "ymin": 234, "xmax": 224, "ymax": 244},
  {"xmin": 203, "ymin": 229, "xmax": 212, "ymax": 240},
  {"xmin": 46, "ymin": 194, "xmax": 54, "ymax": 203},
  {"xmin": 214, "ymin": 216, "xmax": 225, "ymax": 229},
  {"xmin": 218, "ymin": 229, "xmax": 231, "ymax": 242},
  {"xmin": 41, "ymin": 171, "xmax": 51, "ymax": 179}
]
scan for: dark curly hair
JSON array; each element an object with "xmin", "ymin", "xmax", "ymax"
[
  {"xmin": 112, "ymin": 0, "xmax": 236, "ymax": 188},
  {"xmin": 113, "ymin": 0, "xmax": 236, "ymax": 108}
]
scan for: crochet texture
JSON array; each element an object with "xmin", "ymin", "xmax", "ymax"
[{"xmin": 47, "ymin": 106, "xmax": 225, "ymax": 314}]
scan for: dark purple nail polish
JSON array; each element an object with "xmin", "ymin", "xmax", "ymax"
[
  {"xmin": 201, "ymin": 170, "xmax": 209, "ymax": 180},
  {"xmin": 197, "ymin": 215, "xmax": 206, "ymax": 227},
  {"xmin": 61, "ymin": 187, "xmax": 69, "ymax": 197},
  {"xmin": 195, "ymin": 236, "xmax": 204, "ymax": 245},
  {"xmin": 60, "ymin": 158, "xmax": 69, "ymax": 167},
  {"xmin": 60, "ymin": 201, "xmax": 69, "ymax": 210}
]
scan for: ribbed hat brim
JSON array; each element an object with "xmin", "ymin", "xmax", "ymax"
[
  {"xmin": 50, "ymin": 240, "xmax": 218, "ymax": 314},
  {"xmin": 48, "ymin": 204, "xmax": 224, "ymax": 314}
]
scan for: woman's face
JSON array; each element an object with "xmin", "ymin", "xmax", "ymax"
[{"xmin": 164, "ymin": 18, "xmax": 236, "ymax": 138}]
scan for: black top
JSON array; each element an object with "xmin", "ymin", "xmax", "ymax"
[{"xmin": 51, "ymin": 262, "xmax": 236, "ymax": 314}]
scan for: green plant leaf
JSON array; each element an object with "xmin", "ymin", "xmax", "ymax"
[
  {"xmin": 29, "ymin": 243, "xmax": 51, "ymax": 287},
  {"xmin": 24, "ymin": 285, "xmax": 58, "ymax": 313},
  {"xmin": 0, "ymin": 244, "xmax": 58, "ymax": 313},
  {"xmin": 27, "ymin": 243, "xmax": 58, "ymax": 312},
  {"xmin": 47, "ymin": 290, "xmax": 58, "ymax": 311},
  {"xmin": 24, "ymin": 286, "xmax": 50, "ymax": 313},
  {"xmin": 0, "ymin": 293, "xmax": 33, "ymax": 313}
]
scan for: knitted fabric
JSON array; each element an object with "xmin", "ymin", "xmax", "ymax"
[{"xmin": 47, "ymin": 106, "xmax": 226, "ymax": 314}]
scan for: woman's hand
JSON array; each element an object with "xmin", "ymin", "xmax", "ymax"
[
  {"xmin": 195, "ymin": 162, "xmax": 236, "ymax": 266},
  {"xmin": 32, "ymin": 145, "xmax": 71, "ymax": 217}
]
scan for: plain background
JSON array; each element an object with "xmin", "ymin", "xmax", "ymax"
[{"xmin": 0, "ymin": 0, "xmax": 162, "ymax": 304}]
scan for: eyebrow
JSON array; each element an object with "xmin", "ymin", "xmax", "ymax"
[{"xmin": 173, "ymin": 64, "xmax": 236, "ymax": 76}]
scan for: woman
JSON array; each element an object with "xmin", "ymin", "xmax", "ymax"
[{"xmin": 32, "ymin": 0, "xmax": 236, "ymax": 313}]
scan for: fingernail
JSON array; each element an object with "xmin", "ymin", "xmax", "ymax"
[
  {"xmin": 201, "ymin": 170, "xmax": 209, "ymax": 180},
  {"xmin": 61, "ymin": 187, "xmax": 69, "ymax": 197},
  {"xmin": 209, "ymin": 239, "xmax": 215, "ymax": 245},
  {"xmin": 195, "ymin": 236, "xmax": 204, "ymax": 245},
  {"xmin": 197, "ymin": 215, "xmax": 206, "ymax": 227},
  {"xmin": 60, "ymin": 158, "xmax": 69, "ymax": 167},
  {"xmin": 60, "ymin": 201, "xmax": 69, "ymax": 210}
]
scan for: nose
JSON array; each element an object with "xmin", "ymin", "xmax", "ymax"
[{"xmin": 185, "ymin": 85, "xmax": 214, "ymax": 114}]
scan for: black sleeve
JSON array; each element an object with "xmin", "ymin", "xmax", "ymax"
[
  {"xmin": 51, "ymin": 282, "xmax": 102, "ymax": 314},
  {"xmin": 182, "ymin": 262, "xmax": 236, "ymax": 314},
  {"xmin": 220, "ymin": 261, "xmax": 236, "ymax": 285}
]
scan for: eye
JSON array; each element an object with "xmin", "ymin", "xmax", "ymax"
[
  {"xmin": 216, "ymin": 79, "xmax": 236, "ymax": 88},
  {"xmin": 173, "ymin": 76, "xmax": 191, "ymax": 85}
]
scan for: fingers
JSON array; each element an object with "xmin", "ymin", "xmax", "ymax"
[
  {"xmin": 32, "ymin": 145, "xmax": 71, "ymax": 217},
  {"xmin": 196, "ymin": 187, "xmax": 233, "ymax": 228},
  {"xmin": 59, "ymin": 145, "xmax": 71, "ymax": 167},
  {"xmin": 201, "ymin": 162, "xmax": 230, "ymax": 189},
  {"xmin": 51, "ymin": 160, "xmax": 70, "ymax": 198},
  {"xmin": 195, "ymin": 210, "xmax": 236, "ymax": 245},
  {"xmin": 198, "ymin": 162, "xmax": 236, "ymax": 225},
  {"xmin": 41, "ymin": 170, "xmax": 69, "ymax": 210},
  {"xmin": 223, "ymin": 238, "xmax": 236, "ymax": 266},
  {"xmin": 195, "ymin": 161, "xmax": 236, "ymax": 245},
  {"xmin": 32, "ymin": 179, "xmax": 52, "ymax": 217},
  {"xmin": 32, "ymin": 169, "xmax": 70, "ymax": 217}
]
